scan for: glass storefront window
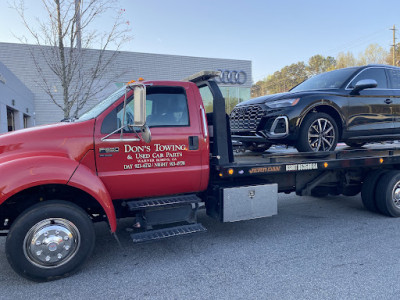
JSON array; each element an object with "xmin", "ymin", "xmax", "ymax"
[
  {"xmin": 199, "ymin": 86, "xmax": 214, "ymax": 113},
  {"xmin": 199, "ymin": 85, "xmax": 251, "ymax": 113}
]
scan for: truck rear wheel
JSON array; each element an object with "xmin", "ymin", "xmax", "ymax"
[
  {"xmin": 361, "ymin": 170, "xmax": 389, "ymax": 213},
  {"xmin": 375, "ymin": 171, "xmax": 400, "ymax": 217},
  {"xmin": 6, "ymin": 201, "xmax": 95, "ymax": 281}
]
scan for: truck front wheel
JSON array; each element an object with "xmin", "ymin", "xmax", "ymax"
[{"xmin": 6, "ymin": 201, "xmax": 95, "ymax": 281}]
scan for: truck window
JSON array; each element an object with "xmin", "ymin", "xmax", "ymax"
[
  {"xmin": 101, "ymin": 86, "xmax": 189, "ymax": 134},
  {"xmin": 146, "ymin": 86, "xmax": 189, "ymax": 127},
  {"xmin": 101, "ymin": 96, "xmax": 134, "ymax": 134}
]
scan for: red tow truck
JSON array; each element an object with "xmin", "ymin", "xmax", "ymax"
[{"xmin": 1, "ymin": 71, "xmax": 400, "ymax": 281}]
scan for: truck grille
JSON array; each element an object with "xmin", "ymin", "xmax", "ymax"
[{"xmin": 230, "ymin": 105, "xmax": 264, "ymax": 131}]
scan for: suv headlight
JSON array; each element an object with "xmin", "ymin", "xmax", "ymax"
[{"xmin": 266, "ymin": 98, "xmax": 300, "ymax": 108}]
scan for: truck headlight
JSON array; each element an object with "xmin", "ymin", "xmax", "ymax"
[{"xmin": 266, "ymin": 98, "xmax": 300, "ymax": 108}]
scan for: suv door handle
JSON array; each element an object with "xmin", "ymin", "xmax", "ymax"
[{"xmin": 385, "ymin": 98, "xmax": 393, "ymax": 104}]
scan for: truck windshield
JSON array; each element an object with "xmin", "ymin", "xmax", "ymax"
[
  {"xmin": 78, "ymin": 87, "xmax": 127, "ymax": 121},
  {"xmin": 290, "ymin": 67, "xmax": 358, "ymax": 92}
]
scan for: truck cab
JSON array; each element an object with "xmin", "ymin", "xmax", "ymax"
[
  {"xmin": 0, "ymin": 71, "xmax": 237, "ymax": 281},
  {"xmin": 89, "ymin": 81, "xmax": 210, "ymax": 200}
]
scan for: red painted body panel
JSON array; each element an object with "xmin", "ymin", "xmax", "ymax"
[
  {"xmin": 0, "ymin": 120, "xmax": 95, "ymax": 163},
  {"xmin": 68, "ymin": 159, "xmax": 116, "ymax": 232},
  {"xmin": 94, "ymin": 81, "xmax": 210, "ymax": 200},
  {"xmin": 191, "ymin": 84, "xmax": 210, "ymax": 191},
  {"xmin": 0, "ymin": 120, "xmax": 96, "ymax": 203},
  {"xmin": 0, "ymin": 156, "xmax": 78, "ymax": 204}
]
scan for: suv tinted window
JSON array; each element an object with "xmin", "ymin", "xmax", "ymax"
[
  {"xmin": 388, "ymin": 68, "xmax": 400, "ymax": 89},
  {"xmin": 101, "ymin": 86, "xmax": 189, "ymax": 134},
  {"xmin": 291, "ymin": 68, "xmax": 357, "ymax": 92},
  {"xmin": 349, "ymin": 68, "xmax": 388, "ymax": 89}
]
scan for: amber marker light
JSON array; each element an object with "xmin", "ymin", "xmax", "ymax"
[
  {"xmin": 138, "ymin": 77, "xmax": 145, "ymax": 81},
  {"xmin": 228, "ymin": 169, "xmax": 234, "ymax": 175},
  {"xmin": 324, "ymin": 162, "xmax": 328, "ymax": 168},
  {"xmin": 292, "ymin": 98, "xmax": 300, "ymax": 106},
  {"xmin": 127, "ymin": 80, "xmax": 136, "ymax": 85},
  {"xmin": 219, "ymin": 173, "xmax": 223, "ymax": 177},
  {"xmin": 379, "ymin": 158, "xmax": 384, "ymax": 164}
]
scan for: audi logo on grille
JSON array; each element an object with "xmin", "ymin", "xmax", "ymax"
[
  {"xmin": 238, "ymin": 107, "xmax": 247, "ymax": 114},
  {"xmin": 215, "ymin": 69, "xmax": 247, "ymax": 85}
]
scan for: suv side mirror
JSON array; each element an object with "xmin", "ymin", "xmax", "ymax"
[
  {"xmin": 134, "ymin": 85, "xmax": 146, "ymax": 126},
  {"xmin": 351, "ymin": 79, "xmax": 378, "ymax": 94}
]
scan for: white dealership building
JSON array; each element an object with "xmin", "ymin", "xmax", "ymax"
[{"xmin": 0, "ymin": 42, "xmax": 252, "ymax": 133}]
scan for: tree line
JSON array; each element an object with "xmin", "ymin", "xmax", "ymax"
[{"xmin": 252, "ymin": 43, "xmax": 400, "ymax": 97}]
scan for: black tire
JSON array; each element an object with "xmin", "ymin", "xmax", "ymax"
[
  {"xmin": 361, "ymin": 169, "xmax": 389, "ymax": 212},
  {"xmin": 375, "ymin": 170, "xmax": 400, "ymax": 217},
  {"xmin": 345, "ymin": 141, "xmax": 366, "ymax": 148},
  {"xmin": 246, "ymin": 142, "xmax": 272, "ymax": 153},
  {"xmin": 296, "ymin": 112, "xmax": 338, "ymax": 152},
  {"xmin": 6, "ymin": 201, "xmax": 95, "ymax": 281}
]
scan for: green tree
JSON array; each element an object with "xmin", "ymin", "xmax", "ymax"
[
  {"xmin": 307, "ymin": 55, "xmax": 336, "ymax": 76},
  {"xmin": 335, "ymin": 51, "xmax": 357, "ymax": 69}
]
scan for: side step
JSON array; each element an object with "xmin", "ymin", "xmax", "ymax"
[
  {"xmin": 127, "ymin": 194, "xmax": 201, "ymax": 210},
  {"xmin": 131, "ymin": 223, "xmax": 207, "ymax": 243}
]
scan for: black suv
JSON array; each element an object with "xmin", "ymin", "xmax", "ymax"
[{"xmin": 230, "ymin": 65, "xmax": 400, "ymax": 152}]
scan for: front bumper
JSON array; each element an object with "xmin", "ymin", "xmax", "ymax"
[{"xmin": 231, "ymin": 115, "xmax": 289, "ymax": 142}]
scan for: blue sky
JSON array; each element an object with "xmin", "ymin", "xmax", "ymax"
[{"xmin": 0, "ymin": 0, "xmax": 399, "ymax": 82}]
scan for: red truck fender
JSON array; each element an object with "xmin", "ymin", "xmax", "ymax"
[
  {"xmin": 68, "ymin": 163, "xmax": 117, "ymax": 232},
  {"xmin": 0, "ymin": 155, "xmax": 78, "ymax": 200},
  {"xmin": 0, "ymin": 155, "xmax": 117, "ymax": 232}
]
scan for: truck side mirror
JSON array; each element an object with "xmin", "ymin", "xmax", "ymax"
[
  {"xmin": 134, "ymin": 85, "xmax": 146, "ymax": 126},
  {"xmin": 141, "ymin": 125, "xmax": 152, "ymax": 143}
]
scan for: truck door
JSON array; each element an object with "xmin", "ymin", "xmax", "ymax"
[{"xmin": 94, "ymin": 84, "xmax": 205, "ymax": 200}]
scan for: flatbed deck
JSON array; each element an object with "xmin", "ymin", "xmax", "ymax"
[{"xmin": 217, "ymin": 144, "xmax": 400, "ymax": 178}]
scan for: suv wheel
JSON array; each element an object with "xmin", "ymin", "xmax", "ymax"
[{"xmin": 296, "ymin": 112, "xmax": 338, "ymax": 152}]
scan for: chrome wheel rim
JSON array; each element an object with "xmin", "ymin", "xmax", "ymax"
[
  {"xmin": 307, "ymin": 118, "xmax": 335, "ymax": 152},
  {"xmin": 23, "ymin": 218, "xmax": 80, "ymax": 269},
  {"xmin": 392, "ymin": 182, "xmax": 400, "ymax": 209}
]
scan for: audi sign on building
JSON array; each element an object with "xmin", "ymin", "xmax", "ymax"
[
  {"xmin": 215, "ymin": 69, "xmax": 247, "ymax": 85},
  {"xmin": 0, "ymin": 42, "xmax": 251, "ymax": 128}
]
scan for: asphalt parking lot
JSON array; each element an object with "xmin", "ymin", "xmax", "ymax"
[{"xmin": 1, "ymin": 192, "xmax": 400, "ymax": 299}]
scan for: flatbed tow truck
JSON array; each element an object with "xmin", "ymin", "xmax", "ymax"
[{"xmin": 1, "ymin": 71, "xmax": 400, "ymax": 281}]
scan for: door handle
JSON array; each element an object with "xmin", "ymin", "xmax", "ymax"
[
  {"xmin": 188, "ymin": 136, "xmax": 199, "ymax": 150},
  {"xmin": 385, "ymin": 98, "xmax": 392, "ymax": 104}
]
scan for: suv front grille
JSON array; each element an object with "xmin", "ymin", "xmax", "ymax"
[{"xmin": 230, "ymin": 105, "xmax": 264, "ymax": 131}]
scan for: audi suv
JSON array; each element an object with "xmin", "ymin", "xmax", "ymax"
[{"xmin": 230, "ymin": 65, "xmax": 400, "ymax": 152}]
